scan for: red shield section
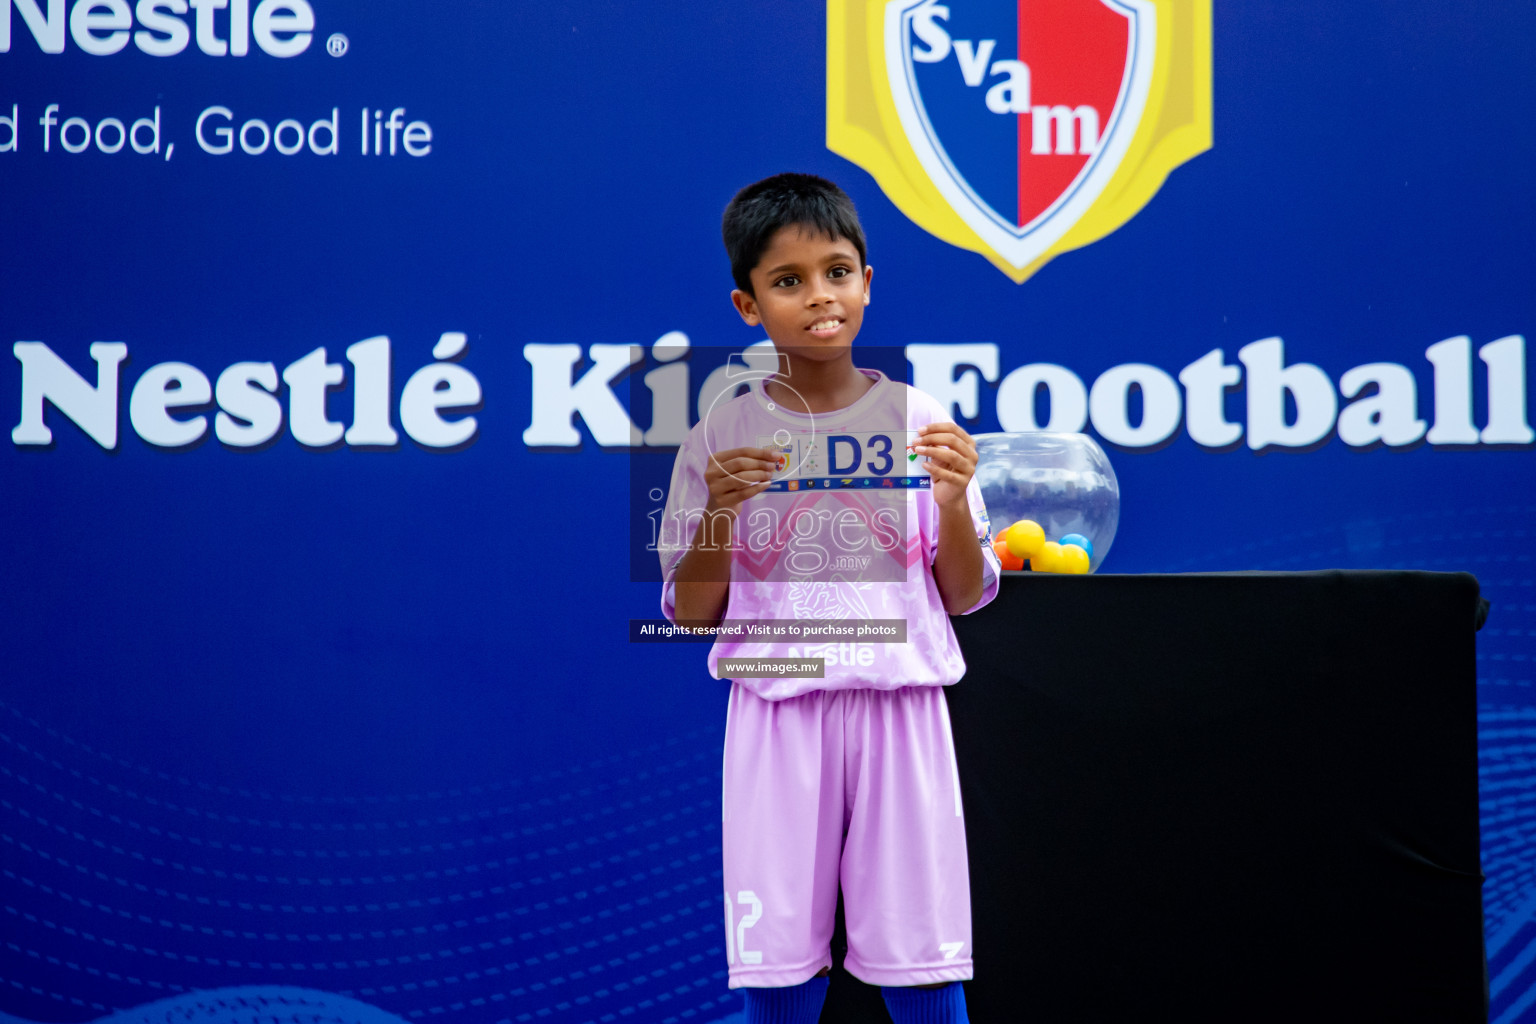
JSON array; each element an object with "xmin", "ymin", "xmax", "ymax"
[{"xmin": 1016, "ymin": 0, "xmax": 1130, "ymax": 227}]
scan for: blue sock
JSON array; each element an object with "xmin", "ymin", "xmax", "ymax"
[
  {"xmin": 880, "ymin": 982, "xmax": 969, "ymax": 1024},
  {"xmin": 741, "ymin": 975, "xmax": 829, "ymax": 1024}
]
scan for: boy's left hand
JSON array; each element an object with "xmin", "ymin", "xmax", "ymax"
[{"xmin": 913, "ymin": 422, "xmax": 978, "ymax": 510}]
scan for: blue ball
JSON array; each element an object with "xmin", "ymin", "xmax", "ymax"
[{"xmin": 1059, "ymin": 533, "xmax": 1094, "ymax": 560}]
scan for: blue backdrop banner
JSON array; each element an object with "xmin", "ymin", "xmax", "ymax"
[{"xmin": 1, "ymin": 1, "xmax": 1532, "ymax": 1021}]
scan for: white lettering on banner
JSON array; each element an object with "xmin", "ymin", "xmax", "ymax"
[
  {"xmin": 642, "ymin": 330, "xmax": 690, "ymax": 447},
  {"xmin": 1, "ymin": 0, "xmax": 65, "ymax": 52},
  {"xmin": 281, "ymin": 346, "xmax": 344, "ymax": 447},
  {"xmin": 1240, "ymin": 337, "xmax": 1338, "ymax": 450},
  {"xmin": 995, "ymin": 362, "xmax": 1088, "ymax": 432},
  {"xmin": 196, "ymin": 105, "xmax": 233, "ymax": 152},
  {"xmin": 10, "ymin": 335, "xmax": 480, "ymax": 450},
  {"xmin": 71, "ymin": 0, "xmax": 131, "ymax": 56},
  {"xmin": 400, "ymin": 332, "xmax": 480, "ymax": 448},
  {"xmin": 135, "ymin": 0, "xmax": 191, "ymax": 57},
  {"xmin": 953, "ymin": 39, "xmax": 995, "ymax": 87},
  {"xmin": 12, "ymin": 341, "xmax": 127, "ymax": 447},
  {"xmin": 344, "ymin": 336, "xmax": 397, "ymax": 446},
  {"xmin": 693, "ymin": 339, "xmax": 775, "ymax": 426},
  {"xmin": 251, "ymin": 0, "xmax": 309, "ymax": 57},
  {"xmin": 39, "ymin": 103, "xmax": 160, "ymax": 154},
  {"xmin": 189, "ymin": 0, "xmax": 225, "ymax": 54},
  {"xmin": 1424, "ymin": 336, "xmax": 1479, "ymax": 445},
  {"xmin": 522, "ymin": 343, "xmax": 643, "ymax": 447},
  {"xmin": 529, "ymin": 334, "xmax": 780, "ymax": 448},
  {"xmin": 1337, "ymin": 363, "xmax": 1425, "ymax": 448},
  {"xmin": 907, "ymin": 0, "xmax": 949, "ymax": 63},
  {"xmin": 0, "ymin": 0, "xmax": 315, "ymax": 55},
  {"xmin": 196, "ymin": 105, "xmax": 338, "ymax": 156},
  {"xmin": 520, "ymin": 336, "xmax": 1532, "ymax": 453},
  {"xmin": 1178, "ymin": 349, "xmax": 1242, "ymax": 447},
  {"xmin": 904, "ymin": 1, "xmax": 1100, "ymax": 153},
  {"xmin": 129, "ymin": 361, "xmax": 211, "ymax": 446},
  {"xmin": 1480, "ymin": 335, "xmax": 1535, "ymax": 444},
  {"xmin": 1089, "ymin": 363, "xmax": 1182, "ymax": 448},
  {"xmin": 985, "ymin": 60, "xmax": 1030, "ymax": 115},
  {"xmin": 1032, "ymin": 105, "xmax": 1100, "ymax": 156},
  {"xmin": 360, "ymin": 107, "xmax": 431, "ymax": 157},
  {"xmin": 906, "ymin": 343, "xmax": 997, "ymax": 420},
  {"xmin": 214, "ymin": 361, "xmax": 281, "ymax": 446},
  {"xmin": 6, "ymin": 334, "xmax": 1529, "ymax": 454}
]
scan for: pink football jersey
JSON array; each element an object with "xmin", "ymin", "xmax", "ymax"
[{"xmin": 659, "ymin": 369, "xmax": 1000, "ymax": 700}]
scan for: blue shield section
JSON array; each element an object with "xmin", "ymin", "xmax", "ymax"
[{"xmin": 906, "ymin": 1, "xmax": 1021, "ymax": 228}]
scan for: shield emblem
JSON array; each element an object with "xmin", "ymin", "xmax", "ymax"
[{"xmin": 829, "ymin": 0, "xmax": 1211, "ymax": 283}]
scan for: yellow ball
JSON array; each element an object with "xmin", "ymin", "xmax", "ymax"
[
  {"xmin": 1004, "ymin": 519, "xmax": 1045, "ymax": 559},
  {"xmin": 1058, "ymin": 543, "xmax": 1091, "ymax": 575},
  {"xmin": 1032, "ymin": 541, "xmax": 1063, "ymax": 573}
]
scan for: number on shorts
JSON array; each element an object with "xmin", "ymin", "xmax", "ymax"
[{"xmin": 725, "ymin": 890, "xmax": 763, "ymax": 965}]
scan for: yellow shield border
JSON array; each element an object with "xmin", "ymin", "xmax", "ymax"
[{"xmin": 828, "ymin": 0, "xmax": 1212, "ymax": 284}]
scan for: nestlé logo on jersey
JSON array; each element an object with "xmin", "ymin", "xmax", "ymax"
[
  {"xmin": 828, "ymin": 0, "xmax": 1212, "ymax": 283},
  {"xmin": 1, "ymin": 0, "xmax": 317, "ymax": 57}
]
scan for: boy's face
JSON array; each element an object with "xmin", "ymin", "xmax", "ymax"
[{"xmin": 730, "ymin": 225, "xmax": 872, "ymax": 360}]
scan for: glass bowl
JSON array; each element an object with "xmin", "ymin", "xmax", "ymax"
[{"xmin": 974, "ymin": 432, "xmax": 1120, "ymax": 572}]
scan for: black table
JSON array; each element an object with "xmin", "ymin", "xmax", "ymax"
[{"xmin": 821, "ymin": 571, "xmax": 1488, "ymax": 1023}]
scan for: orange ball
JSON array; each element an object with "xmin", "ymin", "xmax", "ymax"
[
  {"xmin": 993, "ymin": 537, "xmax": 1024, "ymax": 571},
  {"xmin": 1004, "ymin": 519, "xmax": 1045, "ymax": 560},
  {"xmin": 1032, "ymin": 541, "xmax": 1064, "ymax": 573}
]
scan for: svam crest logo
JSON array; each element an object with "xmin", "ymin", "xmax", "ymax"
[{"xmin": 828, "ymin": 0, "xmax": 1211, "ymax": 283}]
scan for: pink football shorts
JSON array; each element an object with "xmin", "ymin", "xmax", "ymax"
[{"xmin": 721, "ymin": 683, "xmax": 973, "ymax": 988}]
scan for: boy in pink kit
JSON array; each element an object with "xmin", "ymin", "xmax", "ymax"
[{"xmin": 659, "ymin": 174, "xmax": 999, "ymax": 1024}]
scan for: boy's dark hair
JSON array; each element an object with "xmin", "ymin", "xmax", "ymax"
[{"xmin": 722, "ymin": 173, "xmax": 868, "ymax": 295}]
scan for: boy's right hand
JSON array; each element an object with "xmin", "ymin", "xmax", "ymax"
[{"xmin": 705, "ymin": 446, "xmax": 779, "ymax": 513}]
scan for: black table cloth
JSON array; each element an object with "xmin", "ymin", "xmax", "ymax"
[{"xmin": 820, "ymin": 570, "xmax": 1487, "ymax": 1022}]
